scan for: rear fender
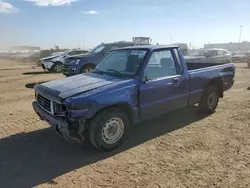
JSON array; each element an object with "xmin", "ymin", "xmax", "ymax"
[{"xmin": 206, "ymin": 77, "xmax": 223, "ymax": 97}]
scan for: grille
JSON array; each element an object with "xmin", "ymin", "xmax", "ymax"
[
  {"xmin": 36, "ymin": 93, "xmax": 52, "ymax": 113},
  {"xmin": 62, "ymin": 64, "xmax": 68, "ymax": 70}
]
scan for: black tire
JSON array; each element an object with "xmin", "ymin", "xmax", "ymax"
[
  {"xmin": 52, "ymin": 62, "xmax": 62, "ymax": 73},
  {"xmin": 89, "ymin": 108, "xmax": 130, "ymax": 151},
  {"xmin": 198, "ymin": 86, "xmax": 219, "ymax": 113},
  {"xmin": 81, "ymin": 64, "xmax": 95, "ymax": 73}
]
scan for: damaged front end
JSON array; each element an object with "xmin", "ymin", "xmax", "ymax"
[{"xmin": 32, "ymin": 99, "xmax": 86, "ymax": 144}]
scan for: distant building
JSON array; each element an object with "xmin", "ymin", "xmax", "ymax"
[
  {"xmin": 204, "ymin": 42, "xmax": 250, "ymax": 51},
  {"xmin": 132, "ymin": 37, "xmax": 152, "ymax": 44},
  {"xmin": 11, "ymin": 46, "xmax": 41, "ymax": 52}
]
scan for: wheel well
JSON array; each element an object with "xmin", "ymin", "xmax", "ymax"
[
  {"xmin": 111, "ymin": 103, "xmax": 134, "ymax": 123},
  {"xmin": 206, "ymin": 78, "xmax": 223, "ymax": 97},
  {"xmin": 88, "ymin": 103, "xmax": 134, "ymax": 125},
  {"xmin": 81, "ymin": 63, "xmax": 96, "ymax": 70}
]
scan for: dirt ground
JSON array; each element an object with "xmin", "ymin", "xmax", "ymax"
[{"xmin": 0, "ymin": 59, "xmax": 249, "ymax": 188}]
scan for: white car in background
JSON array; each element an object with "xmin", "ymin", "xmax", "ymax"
[{"xmin": 40, "ymin": 49, "xmax": 89, "ymax": 72}]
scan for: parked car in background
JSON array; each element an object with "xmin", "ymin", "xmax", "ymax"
[
  {"xmin": 40, "ymin": 49, "xmax": 89, "ymax": 72},
  {"xmin": 184, "ymin": 48, "xmax": 232, "ymax": 64},
  {"xmin": 0, "ymin": 51, "xmax": 9, "ymax": 58},
  {"xmin": 231, "ymin": 51, "xmax": 248, "ymax": 63},
  {"xmin": 62, "ymin": 41, "xmax": 150, "ymax": 76},
  {"xmin": 33, "ymin": 45, "xmax": 235, "ymax": 151}
]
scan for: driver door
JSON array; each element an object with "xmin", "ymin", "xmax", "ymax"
[{"xmin": 139, "ymin": 49, "xmax": 189, "ymax": 119}]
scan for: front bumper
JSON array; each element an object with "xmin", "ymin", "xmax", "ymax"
[
  {"xmin": 62, "ymin": 64, "xmax": 79, "ymax": 76},
  {"xmin": 41, "ymin": 64, "xmax": 46, "ymax": 70},
  {"xmin": 32, "ymin": 101, "xmax": 85, "ymax": 144}
]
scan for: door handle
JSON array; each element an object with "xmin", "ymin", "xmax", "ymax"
[{"xmin": 173, "ymin": 78, "xmax": 180, "ymax": 85}]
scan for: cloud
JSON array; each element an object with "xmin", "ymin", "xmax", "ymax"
[
  {"xmin": 24, "ymin": 0, "xmax": 77, "ymax": 6},
  {"xmin": 0, "ymin": 1, "xmax": 19, "ymax": 13},
  {"xmin": 81, "ymin": 10, "xmax": 99, "ymax": 15}
]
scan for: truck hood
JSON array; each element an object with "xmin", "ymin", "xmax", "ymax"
[
  {"xmin": 40, "ymin": 55, "xmax": 60, "ymax": 61},
  {"xmin": 34, "ymin": 73, "xmax": 123, "ymax": 101}
]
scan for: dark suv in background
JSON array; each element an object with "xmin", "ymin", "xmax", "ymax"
[
  {"xmin": 185, "ymin": 48, "xmax": 232, "ymax": 64},
  {"xmin": 62, "ymin": 41, "xmax": 150, "ymax": 76}
]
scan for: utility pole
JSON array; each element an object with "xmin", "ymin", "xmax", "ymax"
[{"xmin": 239, "ymin": 25, "xmax": 243, "ymax": 43}]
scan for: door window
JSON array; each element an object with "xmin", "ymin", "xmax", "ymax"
[
  {"xmin": 144, "ymin": 50, "xmax": 177, "ymax": 80},
  {"xmin": 68, "ymin": 51, "xmax": 79, "ymax": 56},
  {"xmin": 207, "ymin": 50, "xmax": 217, "ymax": 57},
  {"xmin": 217, "ymin": 50, "xmax": 225, "ymax": 56},
  {"xmin": 76, "ymin": 50, "xmax": 88, "ymax": 55}
]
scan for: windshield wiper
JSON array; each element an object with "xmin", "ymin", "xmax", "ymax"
[{"xmin": 106, "ymin": 69, "xmax": 125, "ymax": 77}]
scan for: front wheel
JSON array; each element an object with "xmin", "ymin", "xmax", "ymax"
[
  {"xmin": 198, "ymin": 86, "xmax": 219, "ymax": 113},
  {"xmin": 81, "ymin": 64, "xmax": 95, "ymax": 73},
  {"xmin": 89, "ymin": 108, "xmax": 130, "ymax": 151},
  {"xmin": 52, "ymin": 63, "xmax": 62, "ymax": 73}
]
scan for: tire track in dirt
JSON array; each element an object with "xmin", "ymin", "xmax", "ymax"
[
  {"xmin": 0, "ymin": 113, "xmax": 48, "ymax": 138},
  {"xmin": 0, "ymin": 95, "xmax": 34, "ymax": 105},
  {"xmin": 0, "ymin": 75, "xmax": 37, "ymax": 84}
]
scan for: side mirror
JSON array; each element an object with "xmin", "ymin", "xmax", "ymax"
[
  {"xmin": 103, "ymin": 51, "xmax": 109, "ymax": 57},
  {"xmin": 142, "ymin": 75, "xmax": 149, "ymax": 83}
]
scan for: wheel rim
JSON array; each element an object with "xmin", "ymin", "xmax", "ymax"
[
  {"xmin": 102, "ymin": 117, "xmax": 124, "ymax": 144},
  {"xmin": 55, "ymin": 64, "xmax": 62, "ymax": 72},
  {"xmin": 207, "ymin": 92, "xmax": 217, "ymax": 109},
  {"xmin": 83, "ymin": 67, "xmax": 93, "ymax": 73}
]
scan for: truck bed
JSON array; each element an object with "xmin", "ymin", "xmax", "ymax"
[
  {"xmin": 187, "ymin": 62, "xmax": 235, "ymax": 105},
  {"xmin": 186, "ymin": 62, "xmax": 227, "ymax": 71}
]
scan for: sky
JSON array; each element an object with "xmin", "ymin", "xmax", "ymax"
[{"xmin": 0, "ymin": 0, "xmax": 250, "ymax": 50}]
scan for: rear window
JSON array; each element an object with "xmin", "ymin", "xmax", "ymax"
[{"xmin": 89, "ymin": 44, "xmax": 106, "ymax": 54}]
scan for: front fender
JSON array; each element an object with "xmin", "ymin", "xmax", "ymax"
[
  {"xmin": 86, "ymin": 85, "xmax": 138, "ymax": 119},
  {"xmin": 66, "ymin": 83, "xmax": 138, "ymax": 120}
]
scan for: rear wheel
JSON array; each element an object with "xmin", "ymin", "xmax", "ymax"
[
  {"xmin": 198, "ymin": 86, "xmax": 219, "ymax": 113},
  {"xmin": 81, "ymin": 64, "xmax": 95, "ymax": 73},
  {"xmin": 89, "ymin": 108, "xmax": 130, "ymax": 151}
]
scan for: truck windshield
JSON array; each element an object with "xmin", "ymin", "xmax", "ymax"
[
  {"xmin": 94, "ymin": 49, "xmax": 147, "ymax": 77},
  {"xmin": 89, "ymin": 44, "xmax": 106, "ymax": 54}
]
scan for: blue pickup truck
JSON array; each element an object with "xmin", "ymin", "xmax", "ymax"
[{"xmin": 33, "ymin": 45, "xmax": 235, "ymax": 151}]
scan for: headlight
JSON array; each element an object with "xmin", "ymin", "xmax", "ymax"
[{"xmin": 70, "ymin": 59, "xmax": 81, "ymax": 65}]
